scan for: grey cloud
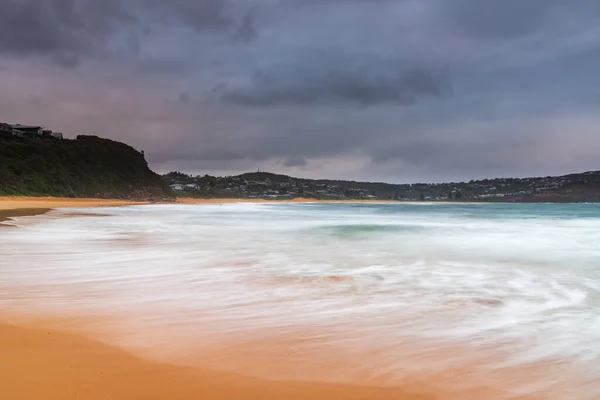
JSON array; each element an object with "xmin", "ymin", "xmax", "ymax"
[
  {"xmin": 439, "ymin": 0, "xmax": 560, "ymax": 39},
  {"xmin": 0, "ymin": 0, "xmax": 258, "ymax": 67},
  {"xmin": 178, "ymin": 92, "xmax": 191, "ymax": 104},
  {"xmin": 144, "ymin": 0, "xmax": 260, "ymax": 42},
  {"xmin": 283, "ymin": 156, "xmax": 308, "ymax": 167},
  {"xmin": 135, "ymin": 58, "xmax": 189, "ymax": 74},
  {"xmin": 289, "ymin": 0, "xmax": 399, "ymax": 6},
  {"xmin": 214, "ymin": 67, "xmax": 449, "ymax": 108},
  {"xmin": 233, "ymin": 9, "xmax": 259, "ymax": 42},
  {"xmin": 144, "ymin": 0, "xmax": 232, "ymax": 33},
  {"xmin": 0, "ymin": 0, "xmax": 135, "ymax": 64}
]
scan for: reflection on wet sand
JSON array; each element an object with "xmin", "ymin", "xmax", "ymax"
[{"xmin": 0, "ymin": 208, "xmax": 50, "ymax": 227}]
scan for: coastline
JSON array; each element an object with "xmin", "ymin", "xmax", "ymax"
[
  {"xmin": 0, "ymin": 195, "xmax": 398, "ymax": 216},
  {"xmin": 0, "ymin": 196, "xmax": 151, "ymax": 211},
  {"xmin": 0, "ymin": 321, "xmax": 439, "ymax": 400},
  {"xmin": 0, "ymin": 196, "xmax": 151, "ymax": 226},
  {"xmin": 0, "ymin": 207, "xmax": 51, "ymax": 226}
]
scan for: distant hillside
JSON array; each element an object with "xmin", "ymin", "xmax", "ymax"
[
  {"xmin": 163, "ymin": 170, "xmax": 600, "ymax": 202},
  {"xmin": 0, "ymin": 135, "xmax": 174, "ymax": 201}
]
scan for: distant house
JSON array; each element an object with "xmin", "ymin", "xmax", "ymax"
[
  {"xmin": 11, "ymin": 124, "xmax": 43, "ymax": 138},
  {"xmin": 41, "ymin": 130, "xmax": 63, "ymax": 139},
  {"xmin": 0, "ymin": 123, "xmax": 13, "ymax": 138},
  {"xmin": 170, "ymin": 184, "xmax": 184, "ymax": 191}
]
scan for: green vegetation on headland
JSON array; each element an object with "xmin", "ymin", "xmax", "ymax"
[
  {"xmin": 0, "ymin": 135, "xmax": 174, "ymax": 201},
  {"xmin": 164, "ymin": 170, "xmax": 600, "ymax": 203}
]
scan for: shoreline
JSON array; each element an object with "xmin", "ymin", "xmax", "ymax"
[
  {"xmin": 176, "ymin": 196, "xmax": 400, "ymax": 204},
  {"xmin": 0, "ymin": 207, "xmax": 51, "ymax": 226},
  {"xmin": 0, "ymin": 196, "xmax": 151, "ymax": 226},
  {"xmin": 0, "ymin": 320, "xmax": 440, "ymax": 400},
  {"xmin": 0, "ymin": 195, "xmax": 401, "ymax": 219},
  {"xmin": 0, "ymin": 196, "xmax": 151, "ymax": 211}
]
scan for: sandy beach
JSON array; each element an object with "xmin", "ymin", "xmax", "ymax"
[
  {"xmin": 0, "ymin": 196, "xmax": 583, "ymax": 399},
  {"xmin": 0, "ymin": 321, "xmax": 444, "ymax": 400},
  {"xmin": 0, "ymin": 196, "xmax": 150, "ymax": 211},
  {"xmin": 0, "ymin": 197, "xmax": 150, "ymax": 227},
  {"xmin": 0, "ymin": 195, "xmax": 394, "ymax": 209},
  {"xmin": 0, "ymin": 195, "xmax": 395, "ymax": 224},
  {"xmin": 0, "ymin": 196, "xmax": 433, "ymax": 400}
]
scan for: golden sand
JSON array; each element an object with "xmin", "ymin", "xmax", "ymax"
[
  {"xmin": 0, "ymin": 197, "xmax": 148, "ymax": 226},
  {"xmin": 0, "ymin": 196, "xmax": 149, "ymax": 211},
  {"xmin": 0, "ymin": 321, "xmax": 444, "ymax": 400},
  {"xmin": 0, "ymin": 195, "xmax": 396, "ymax": 212}
]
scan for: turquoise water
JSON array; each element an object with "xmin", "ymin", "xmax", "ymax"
[{"xmin": 1, "ymin": 202, "xmax": 599, "ymax": 398}]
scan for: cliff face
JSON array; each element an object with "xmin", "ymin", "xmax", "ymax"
[{"xmin": 0, "ymin": 136, "xmax": 174, "ymax": 201}]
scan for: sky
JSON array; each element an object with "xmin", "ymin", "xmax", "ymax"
[{"xmin": 1, "ymin": 0, "xmax": 599, "ymax": 183}]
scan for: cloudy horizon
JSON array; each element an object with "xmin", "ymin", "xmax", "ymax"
[{"xmin": 1, "ymin": 0, "xmax": 599, "ymax": 183}]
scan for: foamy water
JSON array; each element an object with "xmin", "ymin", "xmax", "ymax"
[{"xmin": 2, "ymin": 202, "xmax": 600, "ymax": 398}]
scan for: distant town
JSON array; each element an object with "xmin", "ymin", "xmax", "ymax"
[{"xmin": 163, "ymin": 170, "xmax": 600, "ymax": 203}]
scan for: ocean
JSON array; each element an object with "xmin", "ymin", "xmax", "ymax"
[{"xmin": 1, "ymin": 202, "xmax": 599, "ymax": 398}]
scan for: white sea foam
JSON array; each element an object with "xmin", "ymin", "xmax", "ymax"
[{"xmin": 1, "ymin": 203, "xmax": 600, "ymax": 398}]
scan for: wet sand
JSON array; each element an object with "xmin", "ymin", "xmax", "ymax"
[
  {"xmin": 0, "ymin": 321, "xmax": 439, "ymax": 400},
  {"xmin": 0, "ymin": 196, "xmax": 396, "ymax": 225},
  {"xmin": 0, "ymin": 195, "xmax": 395, "ymax": 213},
  {"xmin": 0, "ymin": 196, "xmax": 149, "ymax": 211},
  {"xmin": 0, "ymin": 207, "xmax": 51, "ymax": 226},
  {"xmin": 0, "ymin": 197, "xmax": 149, "ymax": 226}
]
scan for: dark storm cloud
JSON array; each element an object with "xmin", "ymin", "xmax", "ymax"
[
  {"xmin": 144, "ymin": 0, "xmax": 260, "ymax": 42},
  {"xmin": 0, "ymin": 0, "xmax": 257, "ymax": 66},
  {"xmin": 0, "ymin": 0, "xmax": 135, "ymax": 63},
  {"xmin": 143, "ymin": 0, "xmax": 232, "ymax": 33},
  {"xmin": 215, "ymin": 67, "xmax": 449, "ymax": 108},
  {"xmin": 2, "ymin": 0, "xmax": 600, "ymax": 182}
]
